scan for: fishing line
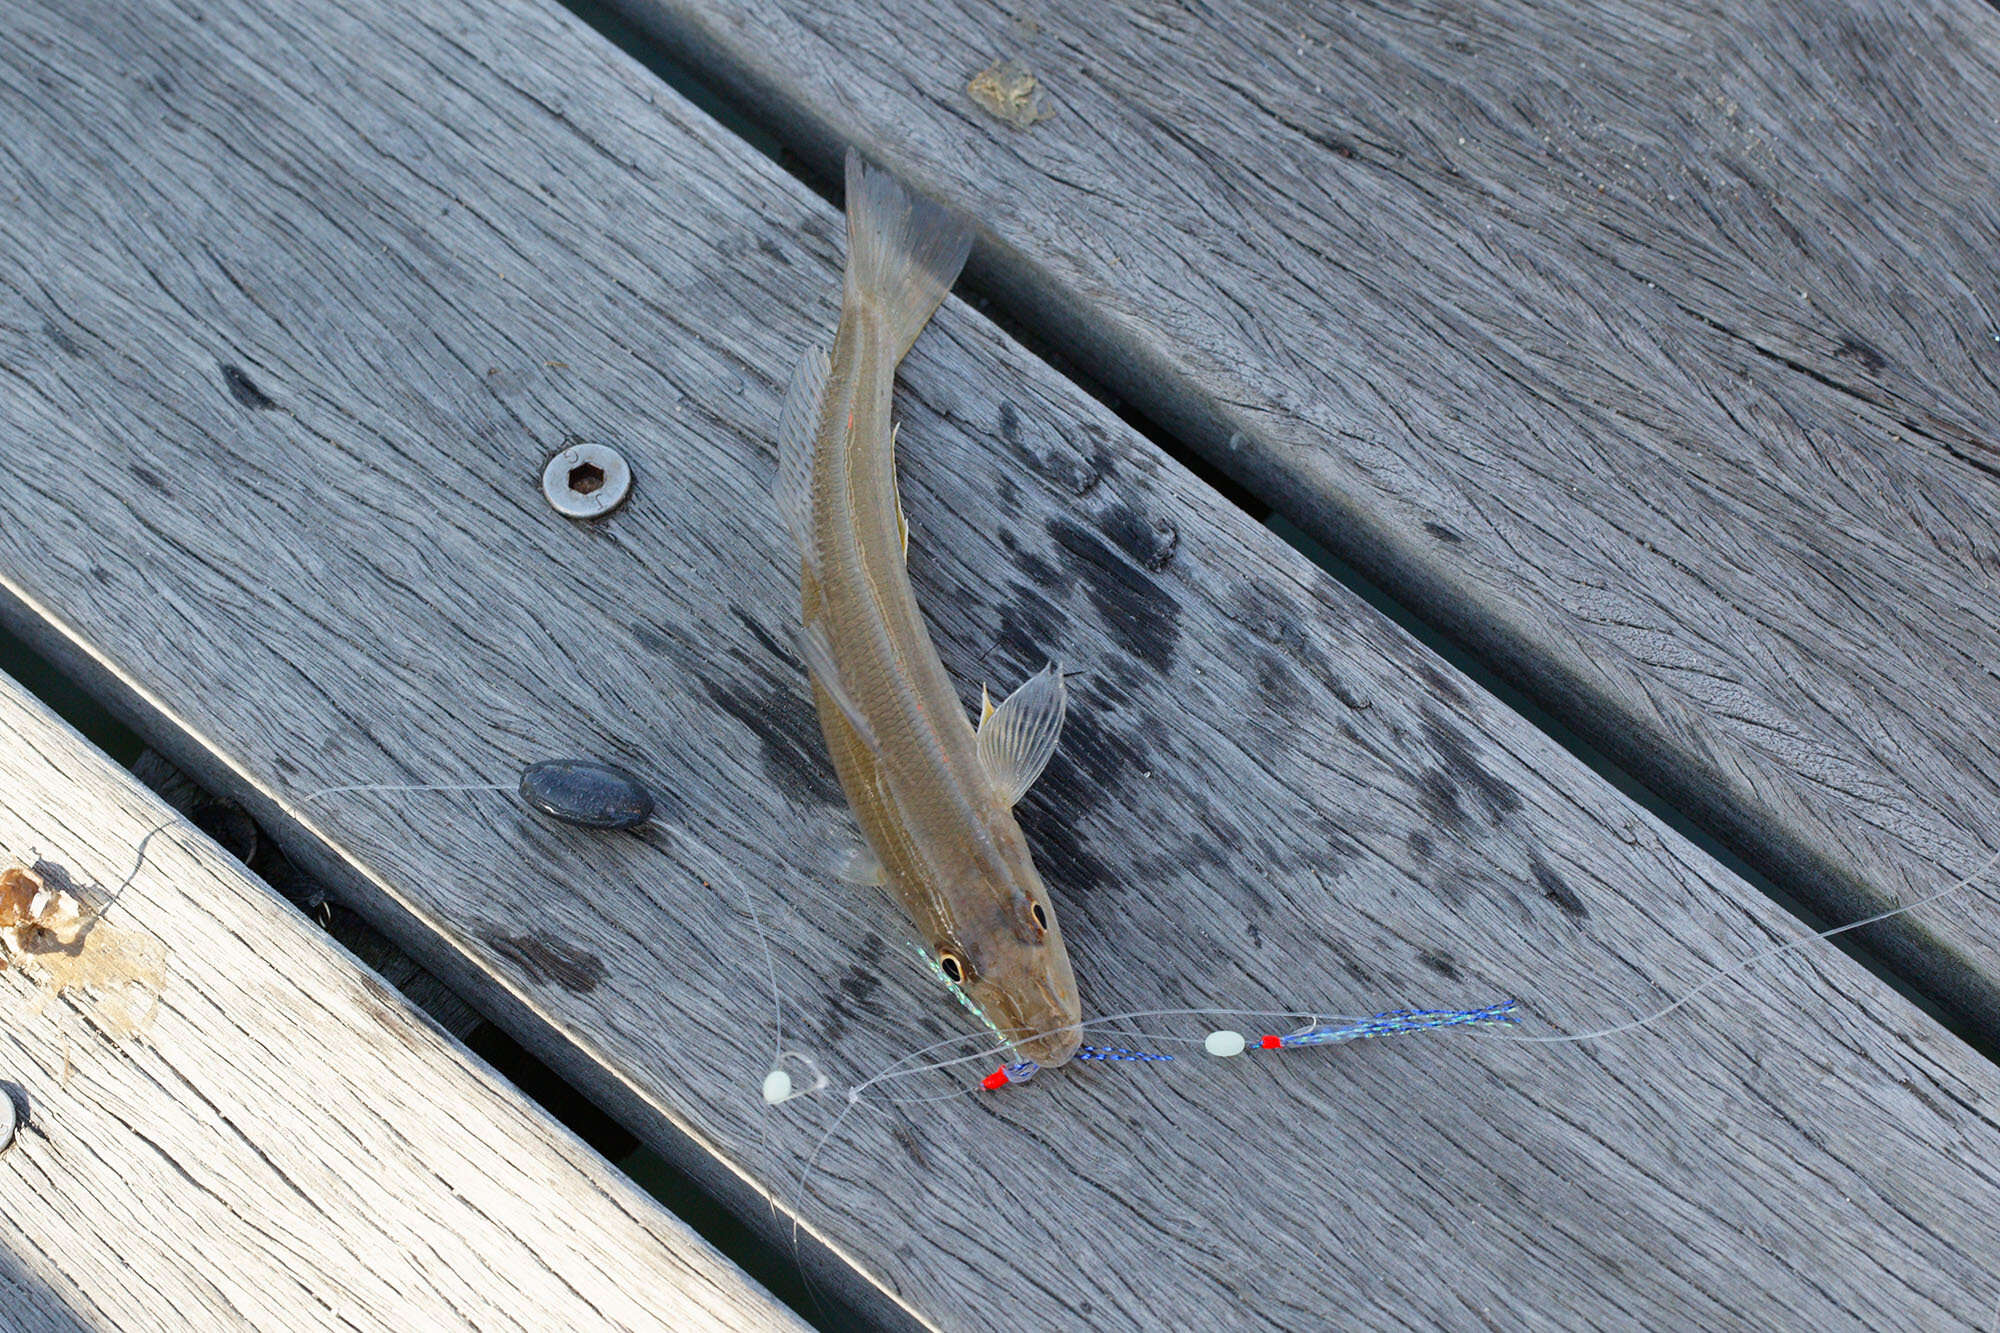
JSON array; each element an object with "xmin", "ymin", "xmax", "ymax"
[
  {"xmin": 291, "ymin": 766, "xmax": 1513, "ymax": 1112},
  {"xmin": 1481, "ymin": 845, "xmax": 2000, "ymax": 1048},
  {"xmin": 806, "ymin": 843, "xmax": 2000, "ymax": 1097},
  {"xmin": 294, "ymin": 764, "xmax": 833, "ymax": 1106},
  {"xmin": 759, "ymin": 1003, "xmax": 1516, "ymax": 1110},
  {"xmin": 299, "ymin": 782, "xmax": 511, "ymax": 802},
  {"xmin": 723, "ymin": 842, "xmax": 827, "ymax": 1110},
  {"xmin": 277, "ymin": 752, "xmax": 2000, "ymax": 1325},
  {"xmin": 299, "ymin": 758, "xmax": 848, "ymax": 1285},
  {"xmin": 810, "ymin": 1001, "xmax": 1520, "ymax": 1100},
  {"xmin": 284, "ymin": 762, "xmax": 2000, "ymax": 1102},
  {"xmin": 92, "ymin": 816, "xmax": 184, "ymax": 916}
]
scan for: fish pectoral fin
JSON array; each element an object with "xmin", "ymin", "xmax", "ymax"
[
  {"xmin": 975, "ymin": 662, "xmax": 1067, "ymax": 806},
  {"xmin": 775, "ymin": 343, "xmax": 830, "ymax": 558},
  {"xmin": 977, "ymin": 683, "xmax": 995, "ymax": 727},
  {"xmin": 837, "ymin": 844, "xmax": 887, "ymax": 886},
  {"xmin": 798, "ymin": 621, "xmax": 879, "ymax": 751}
]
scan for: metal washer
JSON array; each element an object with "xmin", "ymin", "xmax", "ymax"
[{"xmin": 542, "ymin": 442, "xmax": 632, "ymax": 518}]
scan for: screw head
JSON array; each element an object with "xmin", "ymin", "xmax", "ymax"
[{"xmin": 542, "ymin": 441, "xmax": 631, "ymax": 518}]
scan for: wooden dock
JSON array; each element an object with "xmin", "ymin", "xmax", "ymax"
[{"xmin": 4, "ymin": 0, "xmax": 2000, "ymax": 1327}]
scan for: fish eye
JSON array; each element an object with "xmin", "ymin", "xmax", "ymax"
[
  {"xmin": 1031, "ymin": 902, "xmax": 1048, "ymax": 930},
  {"xmin": 938, "ymin": 952, "xmax": 965, "ymax": 984}
]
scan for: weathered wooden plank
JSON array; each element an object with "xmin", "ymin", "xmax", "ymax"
[
  {"xmin": 597, "ymin": 0, "xmax": 2000, "ymax": 1033},
  {"xmin": 6, "ymin": 0, "xmax": 2000, "ymax": 1328},
  {"xmin": 0, "ymin": 672, "xmax": 804, "ymax": 1331},
  {"xmin": 130, "ymin": 746, "xmax": 487, "ymax": 1039}
]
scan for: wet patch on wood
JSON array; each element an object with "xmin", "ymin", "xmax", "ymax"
[
  {"xmin": 478, "ymin": 928, "xmax": 607, "ymax": 994},
  {"xmin": 1046, "ymin": 516, "xmax": 1181, "ymax": 673}
]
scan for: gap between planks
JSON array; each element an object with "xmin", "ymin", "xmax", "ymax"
[{"xmin": 0, "ymin": 667, "xmax": 805, "ymax": 1332}]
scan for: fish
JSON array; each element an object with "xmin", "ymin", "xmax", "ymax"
[{"xmin": 775, "ymin": 150, "xmax": 1083, "ymax": 1068}]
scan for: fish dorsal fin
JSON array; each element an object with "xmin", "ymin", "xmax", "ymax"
[
  {"xmin": 798, "ymin": 620, "xmax": 878, "ymax": 751},
  {"xmin": 975, "ymin": 664, "xmax": 1066, "ymax": 806},
  {"xmin": 775, "ymin": 344, "xmax": 830, "ymax": 559}
]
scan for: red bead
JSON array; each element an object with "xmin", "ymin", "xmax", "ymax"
[
  {"xmin": 1261, "ymin": 1035, "xmax": 1282, "ymax": 1050},
  {"xmin": 981, "ymin": 1067, "xmax": 1010, "ymax": 1091}
]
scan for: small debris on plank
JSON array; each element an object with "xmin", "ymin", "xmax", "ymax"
[
  {"xmin": 968, "ymin": 59, "xmax": 1054, "ymax": 129},
  {"xmin": 0, "ymin": 863, "xmax": 165, "ymax": 1038}
]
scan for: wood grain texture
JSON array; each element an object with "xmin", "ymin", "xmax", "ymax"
[
  {"xmin": 6, "ymin": 0, "xmax": 2000, "ymax": 1327},
  {"xmin": 0, "ymin": 674, "xmax": 803, "ymax": 1331},
  {"xmin": 129, "ymin": 747, "xmax": 487, "ymax": 1039},
  {"xmin": 598, "ymin": 0, "xmax": 2000, "ymax": 1033}
]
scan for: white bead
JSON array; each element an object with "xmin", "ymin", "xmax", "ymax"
[
  {"xmin": 761, "ymin": 1069, "xmax": 794, "ymax": 1104},
  {"xmin": 1204, "ymin": 1029, "xmax": 1247, "ymax": 1058}
]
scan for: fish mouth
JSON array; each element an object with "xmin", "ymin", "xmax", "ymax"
[
  {"xmin": 1009, "ymin": 1020, "xmax": 1082, "ymax": 1068},
  {"xmin": 970, "ymin": 935, "xmax": 1081, "ymax": 1067},
  {"xmin": 991, "ymin": 974, "xmax": 1082, "ymax": 1067}
]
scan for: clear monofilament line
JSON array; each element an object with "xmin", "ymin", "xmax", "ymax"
[
  {"xmin": 298, "ymin": 781, "xmax": 512, "ymax": 803},
  {"xmin": 1490, "ymin": 846, "xmax": 2000, "ymax": 1047}
]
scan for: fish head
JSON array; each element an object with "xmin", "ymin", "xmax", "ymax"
[{"xmin": 932, "ymin": 858, "xmax": 1082, "ymax": 1068}]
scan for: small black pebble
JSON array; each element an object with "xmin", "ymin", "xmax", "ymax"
[{"xmin": 519, "ymin": 759, "xmax": 656, "ymax": 830}]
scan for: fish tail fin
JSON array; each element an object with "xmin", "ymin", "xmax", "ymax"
[{"xmin": 843, "ymin": 148, "xmax": 974, "ymax": 361}]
